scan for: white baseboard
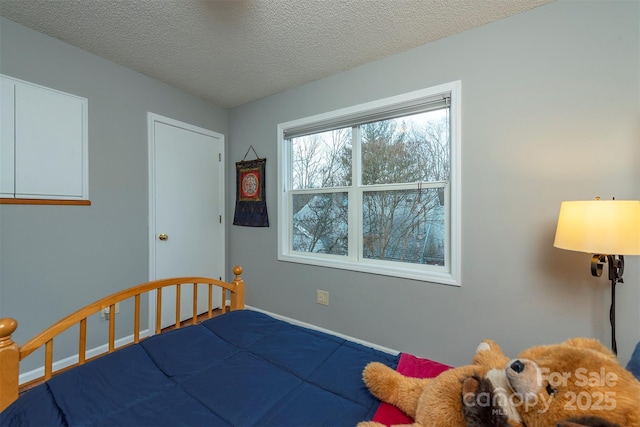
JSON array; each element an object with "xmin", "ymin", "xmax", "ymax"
[
  {"xmin": 245, "ymin": 305, "xmax": 399, "ymax": 356},
  {"xmin": 19, "ymin": 329, "xmax": 151, "ymax": 385}
]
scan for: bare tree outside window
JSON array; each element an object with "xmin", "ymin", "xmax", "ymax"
[
  {"xmin": 292, "ymin": 128, "xmax": 351, "ymax": 190},
  {"xmin": 292, "ymin": 192, "xmax": 348, "ymax": 255},
  {"xmin": 290, "ymin": 109, "xmax": 449, "ymax": 264},
  {"xmin": 363, "ymin": 188, "xmax": 444, "ymax": 265},
  {"xmin": 361, "ymin": 110, "xmax": 449, "ymax": 265},
  {"xmin": 291, "ymin": 128, "xmax": 351, "ymax": 255}
]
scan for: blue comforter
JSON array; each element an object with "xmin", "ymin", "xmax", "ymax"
[{"xmin": 1, "ymin": 310, "xmax": 398, "ymax": 426}]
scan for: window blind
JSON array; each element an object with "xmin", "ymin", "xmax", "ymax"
[{"xmin": 283, "ymin": 93, "xmax": 450, "ymax": 139}]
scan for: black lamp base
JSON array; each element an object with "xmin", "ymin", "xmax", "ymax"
[{"xmin": 591, "ymin": 254, "xmax": 624, "ymax": 356}]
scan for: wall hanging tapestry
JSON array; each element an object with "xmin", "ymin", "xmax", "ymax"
[{"xmin": 233, "ymin": 146, "xmax": 269, "ymax": 227}]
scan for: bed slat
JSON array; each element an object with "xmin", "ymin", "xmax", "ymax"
[
  {"xmin": 108, "ymin": 304, "xmax": 116, "ymax": 352},
  {"xmin": 192, "ymin": 283, "xmax": 198, "ymax": 326},
  {"xmin": 44, "ymin": 340, "xmax": 53, "ymax": 380},
  {"xmin": 175, "ymin": 283, "xmax": 181, "ymax": 329},
  {"xmin": 208, "ymin": 284, "xmax": 213, "ymax": 318},
  {"xmin": 155, "ymin": 287, "xmax": 162, "ymax": 335},
  {"xmin": 79, "ymin": 319, "xmax": 87, "ymax": 364},
  {"xmin": 134, "ymin": 295, "xmax": 140, "ymax": 344}
]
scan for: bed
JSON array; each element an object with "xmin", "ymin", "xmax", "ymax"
[
  {"xmin": 0, "ymin": 266, "xmax": 404, "ymax": 426},
  {"xmin": 3, "ymin": 268, "xmax": 639, "ymax": 427}
]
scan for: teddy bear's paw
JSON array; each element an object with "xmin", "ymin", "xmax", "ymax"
[
  {"xmin": 362, "ymin": 361, "xmax": 387, "ymax": 380},
  {"xmin": 363, "ymin": 362, "xmax": 397, "ymax": 386},
  {"xmin": 362, "ymin": 361, "xmax": 408, "ymax": 404}
]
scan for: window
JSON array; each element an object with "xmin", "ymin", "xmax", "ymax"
[{"xmin": 277, "ymin": 81, "xmax": 461, "ymax": 285}]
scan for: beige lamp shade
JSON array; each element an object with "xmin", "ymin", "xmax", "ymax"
[{"xmin": 553, "ymin": 200, "xmax": 640, "ymax": 255}]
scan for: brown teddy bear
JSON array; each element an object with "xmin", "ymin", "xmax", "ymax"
[
  {"xmin": 499, "ymin": 337, "xmax": 640, "ymax": 427},
  {"xmin": 358, "ymin": 339, "xmax": 525, "ymax": 427},
  {"xmin": 360, "ymin": 337, "xmax": 640, "ymax": 427}
]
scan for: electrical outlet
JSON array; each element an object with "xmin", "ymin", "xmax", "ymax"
[
  {"xmin": 316, "ymin": 290, "xmax": 329, "ymax": 306},
  {"xmin": 100, "ymin": 303, "xmax": 120, "ymax": 319}
]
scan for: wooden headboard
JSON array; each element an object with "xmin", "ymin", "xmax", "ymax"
[{"xmin": 0, "ymin": 266, "xmax": 245, "ymax": 412}]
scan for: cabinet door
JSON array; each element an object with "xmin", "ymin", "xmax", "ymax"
[
  {"xmin": 14, "ymin": 82, "xmax": 87, "ymax": 199},
  {"xmin": 0, "ymin": 78, "xmax": 15, "ymax": 197}
]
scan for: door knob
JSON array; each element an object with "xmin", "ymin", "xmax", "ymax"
[{"xmin": 158, "ymin": 233, "xmax": 168, "ymax": 241}]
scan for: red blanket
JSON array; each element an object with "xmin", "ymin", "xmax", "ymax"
[{"xmin": 371, "ymin": 353, "xmax": 452, "ymax": 426}]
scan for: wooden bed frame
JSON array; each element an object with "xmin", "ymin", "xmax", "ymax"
[{"xmin": 0, "ymin": 266, "xmax": 245, "ymax": 412}]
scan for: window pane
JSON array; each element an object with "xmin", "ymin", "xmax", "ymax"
[
  {"xmin": 291, "ymin": 128, "xmax": 352, "ymax": 189},
  {"xmin": 292, "ymin": 192, "xmax": 348, "ymax": 255},
  {"xmin": 363, "ymin": 188, "xmax": 444, "ymax": 265},
  {"xmin": 361, "ymin": 108, "xmax": 449, "ymax": 185}
]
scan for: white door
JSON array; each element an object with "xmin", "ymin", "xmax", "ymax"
[{"xmin": 148, "ymin": 113, "xmax": 225, "ymax": 330}]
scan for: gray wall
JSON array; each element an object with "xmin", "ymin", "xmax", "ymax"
[
  {"xmin": 227, "ymin": 0, "xmax": 640, "ymax": 366},
  {"xmin": 1, "ymin": 0, "xmax": 638, "ymax": 374},
  {"xmin": 0, "ymin": 17, "xmax": 228, "ymax": 369}
]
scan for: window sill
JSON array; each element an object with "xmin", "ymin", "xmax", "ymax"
[
  {"xmin": 0, "ymin": 198, "xmax": 91, "ymax": 206},
  {"xmin": 278, "ymin": 252, "xmax": 460, "ymax": 286}
]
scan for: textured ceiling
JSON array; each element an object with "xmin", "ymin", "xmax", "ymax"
[{"xmin": 0, "ymin": 0, "xmax": 552, "ymax": 108}]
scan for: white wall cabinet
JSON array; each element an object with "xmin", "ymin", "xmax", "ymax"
[{"xmin": 0, "ymin": 75, "xmax": 88, "ymax": 200}]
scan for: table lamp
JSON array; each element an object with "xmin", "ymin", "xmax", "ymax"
[{"xmin": 553, "ymin": 198, "xmax": 640, "ymax": 355}]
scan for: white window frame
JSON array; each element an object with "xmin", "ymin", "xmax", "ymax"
[{"xmin": 277, "ymin": 81, "xmax": 461, "ymax": 286}]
